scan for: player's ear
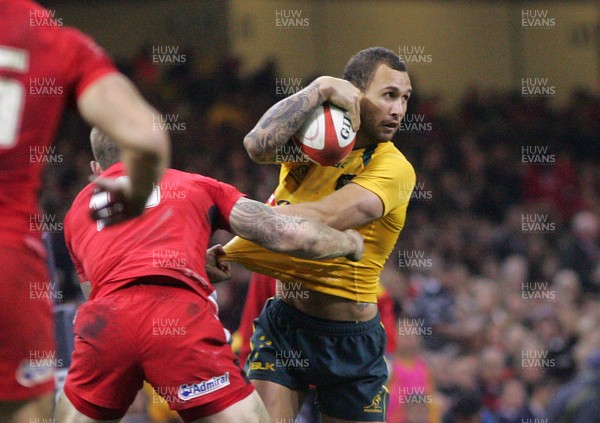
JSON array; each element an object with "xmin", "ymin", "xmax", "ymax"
[{"xmin": 90, "ymin": 161, "xmax": 104, "ymax": 176}]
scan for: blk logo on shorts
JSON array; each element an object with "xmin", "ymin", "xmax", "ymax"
[{"xmin": 178, "ymin": 373, "xmax": 230, "ymax": 400}]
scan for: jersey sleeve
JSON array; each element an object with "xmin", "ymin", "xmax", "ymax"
[
  {"xmin": 203, "ymin": 178, "xmax": 245, "ymax": 231},
  {"xmin": 351, "ymin": 149, "xmax": 416, "ymax": 216},
  {"xmin": 56, "ymin": 27, "xmax": 118, "ymax": 105}
]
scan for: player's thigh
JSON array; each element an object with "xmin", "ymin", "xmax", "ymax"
[
  {"xmin": 252, "ymin": 379, "xmax": 306, "ymax": 420},
  {"xmin": 141, "ymin": 285, "xmax": 254, "ymax": 420},
  {"xmin": 191, "ymin": 391, "xmax": 269, "ymax": 423},
  {"xmin": 54, "ymin": 392, "xmax": 120, "ymax": 423},
  {"xmin": 246, "ymin": 299, "xmax": 309, "ymax": 419},
  {"xmin": 311, "ymin": 314, "xmax": 389, "ymax": 422},
  {"xmin": 0, "ymin": 392, "xmax": 53, "ymax": 423},
  {"xmin": 63, "ymin": 297, "xmax": 144, "ymax": 419}
]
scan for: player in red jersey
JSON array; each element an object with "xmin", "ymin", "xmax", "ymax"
[
  {"xmin": 0, "ymin": 1, "xmax": 169, "ymax": 421},
  {"xmin": 55, "ymin": 129, "xmax": 363, "ymax": 423}
]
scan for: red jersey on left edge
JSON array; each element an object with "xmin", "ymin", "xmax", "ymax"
[
  {"xmin": 64, "ymin": 163, "xmax": 244, "ymax": 301},
  {"xmin": 0, "ymin": 0, "xmax": 117, "ymax": 248}
]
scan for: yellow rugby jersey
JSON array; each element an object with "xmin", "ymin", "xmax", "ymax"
[{"xmin": 224, "ymin": 141, "xmax": 415, "ymax": 303}]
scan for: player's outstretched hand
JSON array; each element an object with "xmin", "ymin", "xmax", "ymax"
[
  {"xmin": 344, "ymin": 229, "xmax": 364, "ymax": 262},
  {"xmin": 316, "ymin": 76, "xmax": 361, "ymax": 132},
  {"xmin": 89, "ymin": 176, "xmax": 149, "ymax": 225},
  {"xmin": 205, "ymin": 244, "xmax": 232, "ymax": 283}
]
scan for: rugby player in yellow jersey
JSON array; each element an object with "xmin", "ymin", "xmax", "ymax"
[{"xmin": 223, "ymin": 47, "xmax": 415, "ymax": 423}]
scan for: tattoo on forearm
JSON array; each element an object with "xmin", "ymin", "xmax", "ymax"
[
  {"xmin": 230, "ymin": 199, "xmax": 306, "ymax": 251},
  {"xmin": 230, "ymin": 199, "xmax": 355, "ymax": 260},
  {"xmin": 246, "ymin": 83, "xmax": 324, "ymax": 162},
  {"xmin": 230, "ymin": 200, "xmax": 277, "ymax": 248}
]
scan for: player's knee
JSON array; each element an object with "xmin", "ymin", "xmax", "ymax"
[
  {"xmin": 54, "ymin": 392, "xmax": 74, "ymax": 422},
  {"xmin": 54, "ymin": 392, "xmax": 87, "ymax": 423},
  {"xmin": 33, "ymin": 393, "xmax": 54, "ymax": 419},
  {"xmin": 229, "ymin": 391, "xmax": 269, "ymax": 423},
  {"xmin": 191, "ymin": 391, "xmax": 269, "ymax": 423},
  {"xmin": 252, "ymin": 392, "xmax": 270, "ymax": 423}
]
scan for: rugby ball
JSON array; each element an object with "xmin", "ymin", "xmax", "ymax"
[{"xmin": 291, "ymin": 102, "xmax": 357, "ymax": 166}]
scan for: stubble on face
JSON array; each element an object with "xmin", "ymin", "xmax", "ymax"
[{"xmin": 355, "ymin": 64, "xmax": 412, "ymax": 148}]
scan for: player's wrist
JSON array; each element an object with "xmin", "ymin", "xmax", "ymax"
[
  {"xmin": 314, "ymin": 77, "xmax": 332, "ymax": 103},
  {"xmin": 128, "ymin": 157, "xmax": 161, "ymax": 196},
  {"xmin": 343, "ymin": 229, "xmax": 364, "ymax": 262}
]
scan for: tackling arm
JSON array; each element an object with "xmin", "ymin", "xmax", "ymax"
[{"xmin": 229, "ymin": 197, "xmax": 364, "ymax": 261}]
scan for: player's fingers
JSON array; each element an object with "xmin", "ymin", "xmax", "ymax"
[
  {"xmin": 90, "ymin": 202, "xmax": 125, "ymax": 222},
  {"xmin": 217, "ymin": 271, "xmax": 232, "ymax": 282},
  {"xmin": 91, "ymin": 200, "xmax": 124, "ymax": 216},
  {"xmin": 90, "ymin": 177, "xmax": 128, "ymax": 202},
  {"xmin": 90, "ymin": 202, "xmax": 113, "ymax": 220},
  {"xmin": 212, "ymin": 244, "xmax": 227, "ymax": 257},
  {"xmin": 90, "ymin": 175, "xmax": 115, "ymax": 191},
  {"xmin": 102, "ymin": 212, "xmax": 127, "ymax": 227}
]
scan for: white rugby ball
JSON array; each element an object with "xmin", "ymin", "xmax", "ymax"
[{"xmin": 291, "ymin": 102, "xmax": 357, "ymax": 166}]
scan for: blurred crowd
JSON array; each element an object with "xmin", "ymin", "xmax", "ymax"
[{"xmin": 42, "ymin": 49, "xmax": 600, "ymax": 422}]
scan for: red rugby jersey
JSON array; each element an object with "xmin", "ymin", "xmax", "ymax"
[
  {"xmin": 0, "ymin": 0, "xmax": 117, "ymax": 247},
  {"xmin": 64, "ymin": 163, "xmax": 244, "ymax": 301}
]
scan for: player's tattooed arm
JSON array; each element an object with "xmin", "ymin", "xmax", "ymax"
[
  {"xmin": 229, "ymin": 198, "xmax": 364, "ymax": 261},
  {"xmin": 243, "ymin": 76, "xmax": 361, "ymax": 163},
  {"xmin": 243, "ymin": 82, "xmax": 323, "ymax": 163}
]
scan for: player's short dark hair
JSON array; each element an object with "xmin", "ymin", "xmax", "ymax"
[
  {"xmin": 90, "ymin": 128, "xmax": 120, "ymax": 170},
  {"xmin": 342, "ymin": 47, "xmax": 407, "ymax": 91}
]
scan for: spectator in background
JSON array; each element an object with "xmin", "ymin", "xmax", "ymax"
[
  {"xmin": 552, "ymin": 269, "xmax": 582, "ymax": 307},
  {"xmin": 478, "ymin": 347, "xmax": 510, "ymax": 412},
  {"xmin": 442, "ymin": 390, "xmax": 497, "ymax": 423},
  {"xmin": 530, "ymin": 307, "xmax": 578, "ymax": 383},
  {"xmin": 495, "ymin": 379, "xmax": 532, "ymax": 423},
  {"xmin": 547, "ymin": 349, "xmax": 600, "ymax": 423},
  {"xmin": 449, "ymin": 355, "xmax": 480, "ymax": 395},
  {"xmin": 521, "ymin": 376, "xmax": 557, "ymax": 421},
  {"xmin": 404, "ymin": 401, "xmax": 434, "ymax": 423},
  {"xmin": 560, "ymin": 210, "xmax": 600, "ymax": 293},
  {"xmin": 490, "ymin": 206, "xmax": 529, "ymax": 261},
  {"xmin": 413, "ymin": 259, "xmax": 481, "ymax": 352},
  {"xmin": 387, "ymin": 319, "xmax": 438, "ymax": 423},
  {"xmin": 522, "ymin": 156, "xmax": 583, "ymax": 222}
]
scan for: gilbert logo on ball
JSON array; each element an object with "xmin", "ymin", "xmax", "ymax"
[{"xmin": 292, "ymin": 102, "xmax": 356, "ymax": 166}]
